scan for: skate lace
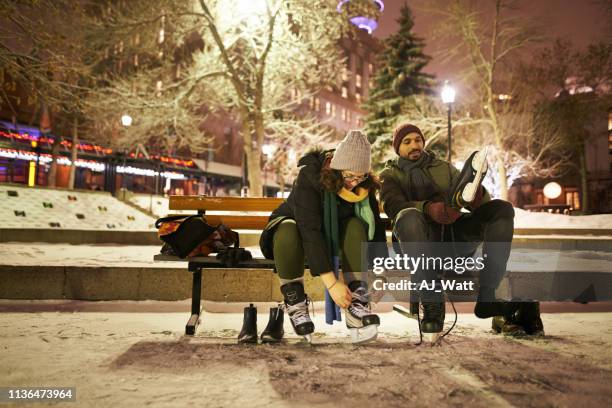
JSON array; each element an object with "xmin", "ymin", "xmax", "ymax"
[
  {"xmin": 282, "ymin": 298, "xmax": 312, "ymax": 326},
  {"xmin": 421, "ymin": 302, "xmax": 444, "ymax": 318},
  {"xmin": 349, "ymin": 288, "xmax": 372, "ymax": 317}
]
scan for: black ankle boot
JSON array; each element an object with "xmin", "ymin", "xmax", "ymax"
[
  {"xmin": 238, "ymin": 303, "xmax": 258, "ymax": 344},
  {"xmin": 474, "ymin": 288, "xmax": 520, "ymax": 319},
  {"xmin": 260, "ymin": 306, "xmax": 284, "ymax": 343},
  {"xmin": 516, "ymin": 302, "xmax": 544, "ymax": 336}
]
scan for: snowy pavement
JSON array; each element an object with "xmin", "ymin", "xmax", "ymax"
[{"xmin": 1, "ymin": 300, "xmax": 612, "ymax": 407}]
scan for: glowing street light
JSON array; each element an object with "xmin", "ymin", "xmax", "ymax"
[
  {"xmin": 262, "ymin": 143, "xmax": 277, "ymax": 158},
  {"xmin": 121, "ymin": 114, "xmax": 133, "ymax": 127},
  {"xmin": 441, "ymin": 81, "xmax": 456, "ymax": 104},
  {"xmin": 441, "ymin": 80, "xmax": 456, "ymax": 162},
  {"xmin": 543, "ymin": 182, "xmax": 562, "ymax": 200}
]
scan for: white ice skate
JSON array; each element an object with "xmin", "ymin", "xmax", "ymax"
[
  {"xmin": 345, "ymin": 287, "xmax": 380, "ymax": 344},
  {"xmin": 461, "ymin": 147, "xmax": 488, "ymax": 204},
  {"xmin": 451, "ymin": 147, "xmax": 489, "ymax": 208},
  {"xmin": 281, "ymin": 282, "xmax": 315, "ymax": 343}
]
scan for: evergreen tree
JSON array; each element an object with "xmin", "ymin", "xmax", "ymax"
[{"xmin": 364, "ymin": 3, "xmax": 434, "ymax": 145}]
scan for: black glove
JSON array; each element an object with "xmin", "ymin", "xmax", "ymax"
[{"xmin": 216, "ymin": 247, "xmax": 253, "ymax": 267}]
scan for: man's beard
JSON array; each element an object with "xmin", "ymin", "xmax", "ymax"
[{"xmin": 407, "ymin": 150, "xmax": 422, "ymax": 160}]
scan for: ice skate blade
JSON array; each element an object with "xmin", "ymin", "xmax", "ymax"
[
  {"xmin": 301, "ymin": 334, "xmax": 313, "ymax": 344},
  {"xmin": 471, "ymin": 148, "xmax": 488, "ymax": 171},
  {"xmin": 422, "ymin": 332, "xmax": 442, "ymax": 345},
  {"xmin": 349, "ymin": 324, "xmax": 379, "ymax": 344},
  {"xmin": 393, "ymin": 304, "xmax": 418, "ymax": 320}
]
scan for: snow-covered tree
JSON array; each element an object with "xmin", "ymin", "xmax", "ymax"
[
  {"xmin": 84, "ymin": 0, "xmax": 348, "ymax": 197},
  {"xmin": 432, "ymin": 0, "xmax": 545, "ymax": 200}
]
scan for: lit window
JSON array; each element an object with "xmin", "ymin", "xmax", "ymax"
[
  {"xmin": 341, "ymin": 67, "xmax": 348, "ymax": 82},
  {"xmin": 341, "ymin": 86, "xmax": 348, "ymax": 98},
  {"xmin": 356, "ymin": 74, "xmax": 362, "ymax": 88},
  {"xmin": 331, "ymin": 104, "xmax": 336, "ymax": 117},
  {"xmin": 341, "ymin": 108, "xmax": 347, "ymax": 121},
  {"xmin": 309, "ymin": 95, "xmax": 320, "ymax": 110},
  {"xmin": 158, "ymin": 28, "xmax": 165, "ymax": 44},
  {"xmin": 325, "ymin": 101, "xmax": 331, "ymax": 115},
  {"xmin": 368, "ymin": 63, "xmax": 373, "ymax": 74},
  {"xmin": 355, "ymin": 92, "xmax": 361, "ymax": 104}
]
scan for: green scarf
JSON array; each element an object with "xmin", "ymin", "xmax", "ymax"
[
  {"xmin": 323, "ymin": 189, "xmax": 375, "ymax": 325},
  {"xmin": 323, "ymin": 189, "xmax": 375, "ymax": 257},
  {"xmin": 323, "ymin": 191, "xmax": 340, "ymax": 258}
]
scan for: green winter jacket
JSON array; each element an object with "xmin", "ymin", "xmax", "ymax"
[{"xmin": 380, "ymin": 153, "xmax": 491, "ymax": 222}]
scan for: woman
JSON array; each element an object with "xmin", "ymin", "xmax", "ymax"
[{"xmin": 259, "ymin": 130, "xmax": 387, "ymax": 343}]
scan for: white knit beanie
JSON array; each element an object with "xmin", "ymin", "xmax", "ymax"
[{"xmin": 329, "ymin": 130, "xmax": 371, "ymax": 173}]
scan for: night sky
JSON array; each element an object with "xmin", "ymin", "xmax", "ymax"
[{"xmin": 373, "ymin": 0, "xmax": 610, "ymax": 83}]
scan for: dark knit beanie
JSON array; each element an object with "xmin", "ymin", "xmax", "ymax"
[{"xmin": 392, "ymin": 123, "xmax": 425, "ymax": 155}]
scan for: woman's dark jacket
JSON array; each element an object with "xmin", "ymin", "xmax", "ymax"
[{"xmin": 261, "ymin": 150, "xmax": 387, "ymax": 276}]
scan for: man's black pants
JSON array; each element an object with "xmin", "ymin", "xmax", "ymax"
[{"xmin": 392, "ymin": 199, "xmax": 514, "ymax": 301}]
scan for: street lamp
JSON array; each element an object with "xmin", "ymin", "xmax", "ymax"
[
  {"xmin": 441, "ymin": 81, "xmax": 456, "ymax": 162},
  {"xmin": 121, "ymin": 114, "xmax": 133, "ymax": 127},
  {"xmin": 120, "ymin": 114, "xmax": 133, "ymax": 193}
]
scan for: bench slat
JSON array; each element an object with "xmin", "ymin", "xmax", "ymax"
[
  {"xmin": 169, "ymin": 196, "xmax": 283, "ymax": 211},
  {"xmin": 205, "ymin": 215, "xmax": 269, "ymax": 229}
]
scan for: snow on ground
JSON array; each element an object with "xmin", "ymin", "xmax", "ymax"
[
  {"xmin": 0, "ymin": 243, "xmax": 183, "ymax": 268},
  {"xmin": 1, "ymin": 300, "xmax": 612, "ymax": 407},
  {"xmin": 514, "ymin": 208, "xmax": 612, "ymax": 229},
  {"xmin": 0, "ymin": 185, "xmax": 156, "ymax": 231}
]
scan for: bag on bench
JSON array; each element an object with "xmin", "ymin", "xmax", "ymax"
[{"xmin": 155, "ymin": 214, "xmax": 233, "ymax": 255}]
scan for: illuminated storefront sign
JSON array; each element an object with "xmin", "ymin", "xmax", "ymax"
[{"xmin": 0, "ymin": 148, "xmax": 185, "ymax": 179}]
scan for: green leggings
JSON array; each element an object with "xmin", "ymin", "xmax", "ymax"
[{"xmin": 272, "ymin": 217, "xmax": 367, "ymax": 280}]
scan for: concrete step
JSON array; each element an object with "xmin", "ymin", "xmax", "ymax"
[
  {"xmin": 1, "ymin": 264, "xmax": 610, "ymax": 302},
  {"xmin": 0, "ymin": 229, "xmax": 160, "ymax": 245}
]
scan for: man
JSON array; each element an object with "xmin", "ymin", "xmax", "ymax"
[{"xmin": 380, "ymin": 123, "xmax": 543, "ymax": 339}]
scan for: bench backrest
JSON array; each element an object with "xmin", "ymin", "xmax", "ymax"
[
  {"xmin": 169, "ymin": 196, "xmax": 282, "ymax": 230},
  {"xmin": 169, "ymin": 196, "xmax": 283, "ymax": 212},
  {"xmin": 168, "ymin": 195, "xmax": 394, "ymax": 230}
]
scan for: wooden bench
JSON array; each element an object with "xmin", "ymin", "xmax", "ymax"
[
  {"xmin": 154, "ymin": 195, "xmax": 395, "ymax": 335},
  {"xmin": 154, "ymin": 196, "xmax": 288, "ymax": 335}
]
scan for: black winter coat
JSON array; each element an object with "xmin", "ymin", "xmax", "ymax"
[{"xmin": 262, "ymin": 150, "xmax": 387, "ymax": 276}]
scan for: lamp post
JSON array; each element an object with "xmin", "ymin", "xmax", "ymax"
[
  {"xmin": 441, "ymin": 81, "xmax": 456, "ymax": 162},
  {"xmin": 120, "ymin": 114, "xmax": 132, "ymax": 194}
]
